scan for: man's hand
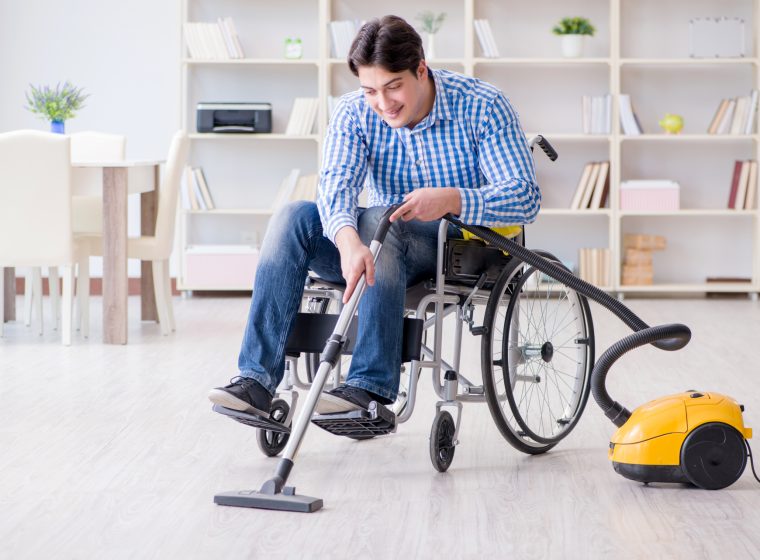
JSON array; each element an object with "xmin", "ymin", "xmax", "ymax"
[
  {"xmin": 389, "ymin": 187, "xmax": 462, "ymax": 223},
  {"xmin": 335, "ymin": 227, "xmax": 375, "ymax": 303}
]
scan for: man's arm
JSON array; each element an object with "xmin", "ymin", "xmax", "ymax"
[
  {"xmin": 316, "ymin": 97, "xmax": 369, "ymax": 244},
  {"xmin": 458, "ymin": 93, "xmax": 541, "ymax": 226},
  {"xmin": 317, "ymin": 97, "xmax": 372, "ymax": 302}
]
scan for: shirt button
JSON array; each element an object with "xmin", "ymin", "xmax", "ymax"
[{"xmin": 416, "ymin": 159, "xmax": 423, "ymax": 166}]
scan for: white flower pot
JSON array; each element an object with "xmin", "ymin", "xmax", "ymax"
[
  {"xmin": 561, "ymin": 34, "xmax": 584, "ymax": 58},
  {"xmin": 426, "ymin": 33, "xmax": 436, "ymax": 60}
]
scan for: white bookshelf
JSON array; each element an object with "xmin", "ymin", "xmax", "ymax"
[{"xmin": 178, "ymin": 0, "xmax": 760, "ymax": 296}]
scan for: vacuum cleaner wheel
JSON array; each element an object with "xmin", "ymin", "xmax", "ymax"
[{"xmin": 680, "ymin": 422, "xmax": 747, "ymax": 490}]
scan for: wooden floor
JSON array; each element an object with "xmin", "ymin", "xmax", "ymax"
[{"xmin": 1, "ymin": 294, "xmax": 759, "ymax": 559}]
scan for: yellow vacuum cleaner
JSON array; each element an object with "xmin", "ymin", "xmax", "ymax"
[{"xmin": 589, "ymin": 324, "xmax": 757, "ymax": 490}]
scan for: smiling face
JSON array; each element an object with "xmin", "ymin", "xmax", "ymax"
[{"xmin": 357, "ymin": 62, "xmax": 434, "ymax": 129}]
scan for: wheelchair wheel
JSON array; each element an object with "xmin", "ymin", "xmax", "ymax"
[
  {"xmin": 482, "ymin": 254, "xmax": 594, "ymax": 454},
  {"xmin": 256, "ymin": 399, "xmax": 291, "ymax": 457},
  {"xmin": 430, "ymin": 410, "xmax": 456, "ymax": 472}
]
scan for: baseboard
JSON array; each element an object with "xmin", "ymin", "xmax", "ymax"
[{"xmin": 14, "ymin": 277, "xmax": 180, "ymax": 296}]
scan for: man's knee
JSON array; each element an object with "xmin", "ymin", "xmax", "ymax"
[
  {"xmin": 266, "ymin": 201, "xmax": 321, "ymax": 245},
  {"xmin": 357, "ymin": 206, "xmax": 401, "ymax": 246}
]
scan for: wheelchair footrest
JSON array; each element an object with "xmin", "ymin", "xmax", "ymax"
[
  {"xmin": 212, "ymin": 404, "xmax": 290, "ymax": 434},
  {"xmin": 311, "ymin": 401, "xmax": 396, "ymax": 438}
]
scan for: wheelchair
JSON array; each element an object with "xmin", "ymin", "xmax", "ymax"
[{"xmin": 216, "ymin": 136, "xmax": 596, "ymax": 474}]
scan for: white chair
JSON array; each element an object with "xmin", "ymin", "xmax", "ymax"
[
  {"xmin": 79, "ymin": 130, "xmax": 189, "ymax": 336},
  {"xmin": 24, "ymin": 131, "xmax": 127, "ymax": 334},
  {"xmin": 0, "ymin": 130, "xmax": 84, "ymax": 345}
]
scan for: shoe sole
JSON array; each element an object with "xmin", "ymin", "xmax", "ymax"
[
  {"xmin": 315, "ymin": 392, "xmax": 363, "ymax": 415},
  {"xmin": 208, "ymin": 389, "xmax": 269, "ymax": 417}
]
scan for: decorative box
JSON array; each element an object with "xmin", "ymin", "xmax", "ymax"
[
  {"xmin": 184, "ymin": 245, "xmax": 259, "ymax": 289},
  {"xmin": 620, "ymin": 180, "xmax": 680, "ymax": 211}
]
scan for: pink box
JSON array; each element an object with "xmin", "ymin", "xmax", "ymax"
[
  {"xmin": 620, "ymin": 181, "xmax": 680, "ymax": 211},
  {"xmin": 184, "ymin": 246, "xmax": 259, "ymax": 289}
]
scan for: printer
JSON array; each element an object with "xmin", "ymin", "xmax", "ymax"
[{"xmin": 196, "ymin": 102, "xmax": 272, "ymax": 133}]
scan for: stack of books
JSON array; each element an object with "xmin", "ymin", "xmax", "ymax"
[
  {"xmin": 578, "ymin": 248, "xmax": 611, "ymax": 287},
  {"xmin": 728, "ymin": 160, "xmax": 758, "ymax": 210},
  {"xmin": 621, "ymin": 234, "xmax": 666, "ymax": 286},
  {"xmin": 707, "ymin": 90, "xmax": 759, "ymax": 134},
  {"xmin": 619, "ymin": 94, "xmax": 643, "ymax": 135},
  {"xmin": 183, "ymin": 18, "xmax": 245, "ymax": 60},
  {"xmin": 285, "ymin": 98, "xmax": 319, "ymax": 136},
  {"xmin": 569, "ymin": 161, "xmax": 610, "ymax": 210},
  {"xmin": 473, "ymin": 20, "xmax": 500, "ymax": 58},
  {"xmin": 181, "ymin": 166, "xmax": 215, "ymax": 210},
  {"xmin": 329, "ymin": 20, "xmax": 358, "ymax": 58},
  {"xmin": 582, "ymin": 94, "xmax": 612, "ymax": 134}
]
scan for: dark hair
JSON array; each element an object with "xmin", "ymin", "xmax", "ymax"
[{"xmin": 347, "ymin": 15, "xmax": 424, "ymax": 77}]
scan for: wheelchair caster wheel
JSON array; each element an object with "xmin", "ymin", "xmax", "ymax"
[
  {"xmin": 257, "ymin": 399, "xmax": 291, "ymax": 457},
  {"xmin": 430, "ymin": 410, "xmax": 456, "ymax": 472}
]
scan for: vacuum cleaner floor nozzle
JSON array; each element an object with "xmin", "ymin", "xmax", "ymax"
[{"xmin": 214, "ymin": 489, "xmax": 323, "ymax": 513}]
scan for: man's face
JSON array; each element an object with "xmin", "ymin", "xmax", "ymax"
[{"xmin": 357, "ymin": 63, "xmax": 428, "ymax": 129}]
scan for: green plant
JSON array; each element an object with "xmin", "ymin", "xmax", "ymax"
[
  {"xmin": 552, "ymin": 17, "xmax": 595, "ymax": 36},
  {"xmin": 417, "ymin": 11, "xmax": 446, "ymax": 34},
  {"xmin": 25, "ymin": 81, "xmax": 88, "ymax": 122}
]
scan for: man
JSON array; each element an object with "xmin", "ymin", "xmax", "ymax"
[{"xmin": 208, "ymin": 15, "xmax": 540, "ymax": 420}]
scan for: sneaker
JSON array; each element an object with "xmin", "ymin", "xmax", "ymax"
[
  {"xmin": 315, "ymin": 384, "xmax": 390, "ymax": 415},
  {"xmin": 208, "ymin": 376, "xmax": 272, "ymax": 417}
]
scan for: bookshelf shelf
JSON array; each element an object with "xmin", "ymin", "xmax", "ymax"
[
  {"xmin": 620, "ymin": 58, "xmax": 759, "ymax": 66},
  {"xmin": 474, "ymin": 58, "xmax": 611, "ymax": 66},
  {"xmin": 183, "ymin": 58, "xmax": 320, "ymax": 66},
  {"xmin": 188, "ymin": 133, "xmax": 319, "ymax": 141},
  {"xmin": 619, "ymin": 282, "xmax": 754, "ymax": 293},
  {"xmin": 177, "ymin": 0, "xmax": 760, "ymax": 296},
  {"xmin": 620, "ymin": 134, "xmax": 757, "ymax": 142},
  {"xmin": 619, "ymin": 210, "xmax": 755, "ymax": 217},
  {"xmin": 540, "ymin": 209, "xmax": 613, "ymax": 216},
  {"xmin": 184, "ymin": 209, "xmax": 275, "ymax": 215}
]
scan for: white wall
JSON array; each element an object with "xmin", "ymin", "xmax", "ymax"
[{"xmin": 0, "ymin": 0, "xmax": 182, "ymax": 276}]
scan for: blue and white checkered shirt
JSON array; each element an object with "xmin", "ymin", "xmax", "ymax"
[{"xmin": 317, "ymin": 68, "xmax": 541, "ymax": 243}]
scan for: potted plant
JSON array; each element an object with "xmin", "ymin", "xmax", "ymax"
[
  {"xmin": 25, "ymin": 81, "xmax": 88, "ymax": 134},
  {"xmin": 552, "ymin": 17, "xmax": 596, "ymax": 58},
  {"xmin": 417, "ymin": 11, "xmax": 446, "ymax": 60}
]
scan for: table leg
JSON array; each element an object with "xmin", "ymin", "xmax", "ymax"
[
  {"xmin": 140, "ymin": 165, "xmax": 160, "ymax": 322},
  {"xmin": 103, "ymin": 167, "xmax": 128, "ymax": 344},
  {"xmin": 3, "ymin": 267, "xmax": 15, "ymax": 322}
]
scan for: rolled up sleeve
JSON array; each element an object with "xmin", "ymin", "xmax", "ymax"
[{"xmin": 317, "ymin": 98, "xmax": 369, "ymax": 243}]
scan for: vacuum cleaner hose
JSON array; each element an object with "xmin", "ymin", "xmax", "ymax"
[
  {"xmin": 591, "ymin": 323, "xmax": 692, "ymax": 427},
  {"xmin": 442, "ymin": 214, "xmax": 691, "ymax": 425}
]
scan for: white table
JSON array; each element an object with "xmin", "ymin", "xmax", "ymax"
[{"xmin": 73, "ymin": 160, "xmax": 163, "ymax": 344}]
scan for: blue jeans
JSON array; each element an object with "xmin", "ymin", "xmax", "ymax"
[{"xmin": 237, "ymin": 201, "xmax": 461, "ymax": 402}]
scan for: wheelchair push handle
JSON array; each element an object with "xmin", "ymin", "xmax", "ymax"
[{"xmin": 530, "ymin": 134, "xmax": 558, "ymax": 161}]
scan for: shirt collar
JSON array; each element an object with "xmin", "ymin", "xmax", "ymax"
[{"xmin": 429, "ymin": 68, "xmax": 454, "ymax": 122}]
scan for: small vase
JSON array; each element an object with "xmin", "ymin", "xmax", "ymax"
[
  {"xmin": 561, "ymin": 35, "xmax": 584, "ymax": 58},
  {"xmin": 50, "ymin": 120, "xmax": 65, "ymax": 134},
  {"xmin": 426, "ymin": 33, "xmax": 436, "ymax": 60}
]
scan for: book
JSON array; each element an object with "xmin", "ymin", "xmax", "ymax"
[
  {"xmin": 474, "ymin": 19, "xmax": 499, "ymax": 58},
  {"xmin": 730, "ymin": 96, "xmax": 750, "ymax": 135},
  {"xmin": 745, "ymin": 160, "xmax": 758, "ymax": 209},
  {"xmin": 728, "ymin": 160, "xmax": 743, "ymax": 208},
  {"xmin": 589, "ymin": 161, "xmax": 611, "ymax": 210},
  {"xmin": 717, "ymin": 98, "xmax": 736, "ymax": 134},
  {"xmin": 193, "ymin": 167, "xmax": 215, "ymax": 210},
  {"xmin": 290, "ymin": 174, "xmax": 318, "ymax": 202},
  {"xmin": 271, "ymin": 168, "xmax": 301, "ymax": 210},
  {"xmin": 734, "ymin": 160, "xmax": 751, "ymax": 209},
  {"xmin": 569, "ymin": 163, "xmax": 594, "ymax": 209},
  {"xmin": 619, "ymin": 94, "xmax": 642, "ymax": 135},
  {"xmin": 285, "ymin": 98, "xmax": 319, "ymax": 136},
  {"xmin": 579, "ymin": 162, "xmax": 601, "ymax": 209},
  {"xmin": 184, "ymin": 166, "xmax": 199, "ymax": 210},
  {"xmin": 708, "ymin": 99, "xmax": 729, "ymax": 134},
  {"xmin": 745, "ymin": 90, "xmax": 759, "ymax": 135}
]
